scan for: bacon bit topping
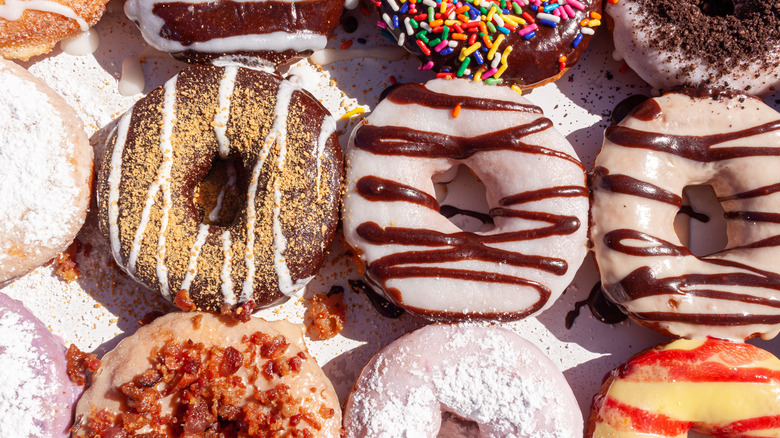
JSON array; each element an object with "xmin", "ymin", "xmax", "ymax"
[
  {"xmin": 66, "ymin": 344, "xmax": 100, "ymax": 386},
  {"xmin": 306, "ymin": 293, "xmax": 346, "ymax": 340},
  {"xmin": 77, "ymin": 334, "xmax": 327, "ymax": 437},
  {"xmin": 191, "ymin": 314, "xmax": 204, "ymax": 330},
  {"xmin": 221, "ymin": 300, "xmax": 257, "ymax": 323},
  {"xmin": 174, "ymin": 289, "xmax": 197, "ymax": 311},
  {"xmin": 55, "ymin": 240, "xmax": 81, "ymax": 282}
]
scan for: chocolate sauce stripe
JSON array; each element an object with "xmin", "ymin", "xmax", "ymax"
[
  {"xmin": 604, "ymin": 229, "xmax": 689, "ymax": 257},
  {"xmin": 719, "ymin": 183, "xmax": 780, "ymax": 202},
  {"xmin": 591, "ymin": 167, "xmax": 681, "ymax": 206},
  {"xmin": 633, "ymin": 311, "xmax": 780, "ymax": 325},
  {"xmin": 724, "ymin": 211, "xmax": 780, "ymax": 223},
  {"xmin": 355, "ymin": 120, "xmax": 585, "ymax": 170},
  {"xmin": 605, "ymin": 120, "xmax": 780, "ymax": 162},
  {"xmin": 355, "ymin": 176, "xmax": 438, "ymax": 211},
  {"xmin": 499, "ymin": 186, "xmax": 588, "ymax": 206},
  {"xmin": 487, "ymin": 208, "xmax": 580, "ymax": 239},
  {"xmin": 386, "ymin": 83, "xmax": 543, "ymax": 114}
]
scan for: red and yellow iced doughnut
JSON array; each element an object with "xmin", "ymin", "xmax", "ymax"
[{"xmin": 587, "ymin": 338, "xmax": 780, "ymax": 437}]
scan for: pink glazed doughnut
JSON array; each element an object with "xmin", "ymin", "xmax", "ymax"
[{"xmin": 343, "ymin": 324, "xmax": 583, "ymax": 437}]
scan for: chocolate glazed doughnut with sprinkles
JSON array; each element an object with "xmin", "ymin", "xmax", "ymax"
[
  {"xmin": 96, "ymin": 64, "xmax": 343, "ymax": 313},
  {"xmin": 590, "ymin": 89, "xmax": 780, "ymax": 341},
  {"xmin": 343, "ymin": 79, "xmax": 589, "ymax": 321},
  {"xmin": 371, "ymin": 0, "xmax": 602, "ymax": 88}
]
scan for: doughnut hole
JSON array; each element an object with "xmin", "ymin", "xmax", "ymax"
[
  {"xmin": 673, "ymin": 185, "xmax": 727, "ymax": 257},
  {"xmin": 192, "ymin": 156, "xmax": 249, "ymax": 227},
  {"xmin": 432, "ymin": 164, "xmax": 495, "ymax": 233},
  {"xmin": 437, "ymin": 412, "xmax": 480, "ymax": 437},
  {"xmin": 697, "ymin": 0, "xmax": 734, "ymax": 17}
]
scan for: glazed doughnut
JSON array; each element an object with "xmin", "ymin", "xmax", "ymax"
[
  {"xmin": 586, "ymin": 338, "xmax": 780, "ymax": 437},
  {"xmin": 606, "ymin": 0, "xmax": 780, "ymax": 95},
  {"xmin": 72, "ymin": 312, "xmax": 341, "ymax": 437},
  {"xmin": 343, "ymin": 323, "xmax": 583, "ymax": 437},
  {"xmin": 0, "ymin": 0, "xmax": 107, "ymax": 60},
  {"xmin": 590, "ymin": 89, "xmax": 780, "ymax": 341},
  {"xmin": 124, "ymin": 0, "xmax": 354, "ymax": 65},
  {"xmin": 342, "ymin": 79, "xmax": 589, "ymax": 320},
  {"xmin": 372, "ymin": 0, "xmax": 602, "ymax": 87},
  {"xmin": 0, "ymin": 294, "xmax": 82, "ymax": 438},
  {"xmin": 96, "ymin": 64, "xmax": 342, "ymax": 312},
  {"xmin": 0, "ymin": 59, "xmax": 92, "ymax": 285}
]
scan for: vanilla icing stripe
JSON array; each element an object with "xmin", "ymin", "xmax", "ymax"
[
  {"xmin": 214, "ymin": 65, "xmax": 238, "ymax": 158},
  {"xmin": 0, "ymin": 0, "xmax": 88, "ymax": 30},
  {"xmin": 179, "ymin": 224, "xmax": 210, "ymax": 292},
  {"xmin": 315, "ymin": 116, "xmax": 337, "ymax": 201},
  {"xmin": 107, "ymin": 110, "xmax": 133, "ymax": 261},
  {"xmin": 153, "ymin": 77, "xmax": 178, "ymax": 300},
  {"xmin": 221, "ymin": 230, "xmax": 236, "ymax": 305}
]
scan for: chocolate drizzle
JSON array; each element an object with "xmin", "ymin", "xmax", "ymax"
[
  {"xmin": 386, "ymin": 83, "xmax": 544, "ymax": 114},
  {"xmin": 592, "ymin": 167, "xmax": 681, "ymax": 206},
  {"xmin": 565, "ymin": 282, "xmax": 628, "ymax": 329}
]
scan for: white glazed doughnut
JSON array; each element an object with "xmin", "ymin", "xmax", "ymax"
[
  {"xmin": 73, "ymin": 312, "xmax": 341, "ymax": 437},
  {"xmin": 607, "ymin": 0, "xmax": 780, "ymax": 95},
  {"xmin": 342, "ymin": 79, "xmax": 589, "ymax": 321},
  {"xmin": 0, "ymin": 59, "xmax": 92, "ymax": 285},
  {"xmin": 343, "ymin": 323, "xmax": 583, "ymax": 437},
  {"xmin": 590, "ymin": 88, "xmax": 780, "ymax": 341},
  {"xmin": 0, "ymin": 293, "xmax": 82, "ymax": 438}
]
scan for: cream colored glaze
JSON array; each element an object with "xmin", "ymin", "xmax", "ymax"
[
  {"xmin": 73, "ymin": 312, "xmax": 341, "ymax": 437},
  {"xmin": 0, "ymin": 0, "xmax": 88, "ymax": 30},
  {"xmin": 590, "ymin": 91, "xmax": 780, "ymax": 340}
]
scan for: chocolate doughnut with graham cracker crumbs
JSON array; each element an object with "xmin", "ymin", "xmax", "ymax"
[{"xmin": 96, "ymin": 64, "xmax": 343, "ymax": 313}]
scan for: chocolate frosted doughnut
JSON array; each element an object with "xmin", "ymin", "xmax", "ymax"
[
  {"xmin": 372, "ymin": 0, "xmax": 602, "ymax": 87},
  {"xmin": 590, "ymin": 89, "xmax": 780, "ymax": 340},
  {"xmin": 343, "ymin": 79, "xmax": 589, "ymax": 321},
  {"xmin": 124, "ymin": 0, "xmax": 351, "ymax": 65},
  {"xmin": 97, "ymin": 65, "xmax": 343, "ymax": 312}
]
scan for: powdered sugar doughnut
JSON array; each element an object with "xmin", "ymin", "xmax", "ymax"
[
  {"xmin": 343, "ymin": 323, "xmax": 582, "ymax": 437},
  {"xmin": 343, "ymin": 79, "xmax": 589, "ymax": 320},
  {"xmin": 0, "ymin": 293, "xmax": 82, "ymax": 438},
  {"xmin": 73, "ymin": 312, "xmax": 340, "ymax": 437},
  {"xmin": 0, "ymin": 59, "xmax": 93, "ymax": 285}
]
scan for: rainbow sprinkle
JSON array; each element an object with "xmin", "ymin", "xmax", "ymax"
[{"xmin": 378, "ymin": 0, "xmax": 601, "ymax": 83}]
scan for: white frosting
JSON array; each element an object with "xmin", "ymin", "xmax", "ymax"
[
  {"xmin": 107, "ymin": 110, "xmax": 133, "ymax": 261},
  {"xmin": 60, "ymin": 28, "xmax": 99, "ymax": 55},
  {"xmin": 118, "ymin": 56, "xmax": 145, "ymax": 96},
  {"xmin": 214, "ymin": 65, "xmax": 238, "ymax": 158},
  {"xmin": 179, "ymin": 223, "xmax": 210, "ymax": 291},
  {"xmin": 220, "ymin": 230, "xmax": 236, "ymax": 305},
  {"xmin": 309, "ymin": 47, "xmax": 406, "ymax": 65},
  {"xmin": 315, "ymin": 116, "xmax": 336, "ymax": 201},
  {"xmin": 0, "ymin": 0, "xmax": 88, "ymax": 30}
]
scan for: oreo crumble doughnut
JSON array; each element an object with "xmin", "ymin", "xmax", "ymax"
[
  {"xmin": 606, "ymin": 0, "xmax": 780, "ymax": 94},
  {"xmin": 97, "ymin": 64, "xmax": 343, "ymax": 313},
  {"xmin": 343, "ymin": 79, "xmax": 589, "ymax": 320},
  {"xmin": 587, "ymin": 339, "xmax": 780, "ymax": 437},
  {"xmin": 72, "ymin": 312, "xmax": 341, "ymax": 437},
  {"xmin": 372, "ymin": 0, "xmax": 602, "ymax": 87},
  {"xmin": 590, "ymin": 89, "xmax": 780, "ymax": 340},
  {"xmin": 124, "ymin": 0, "xmax": 353, "ymax": 65},
  {"xmin": 344, "ymin": 324, "xmax": 583, "ymax": 437},
  {"xmin": 0, "ymin": 0, "xmax": 107, "ymax": 59},
  {"xmin": 0, "ymin": 59, "xmax": 92, "ymax": 285}
]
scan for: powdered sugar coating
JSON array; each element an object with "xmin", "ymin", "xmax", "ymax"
[
  {"xmin": 343, "ymin": 324, "xmax": 582, "ymax": 437},
  {"xmin": 0, "ymin": 60, "xmax": 92, "ymax": 284},
  {"xmin": 0, "ymin": 293, "xmax": 81, "ymax": 438}
]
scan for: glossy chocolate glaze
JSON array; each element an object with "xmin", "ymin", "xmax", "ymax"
[{"xmin": 375, "ymin": 0, "xmax": 602, "ymax": 86}]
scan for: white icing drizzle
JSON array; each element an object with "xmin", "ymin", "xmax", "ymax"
[
  {"xmin": 208, "ymin": 160, "xmax": 237, "ymax": 222},
  {"xmin": 118, "ymin": 56, "xmax": 145, "ymax": 96},
  {"xmin": 309, "ymin": 47, "xmax": 406, "ymax": 65},
  {"xmin": 272, "ymin": 178, "xmax": 312, "ymax": 296},
  {"xmin": 315, "ymin": 116, "xmax": 336, "ymax": 201},
  {"xmin": 179, "ymin": 223, "xmax": 210, "ymax": 291},
  {"xmin": 60, "ymin": 28, "xmax": 99, "ymax": 55},
  {"xmin": 214, "ymin": 65, "xmax": 238, "ymax": 158},
  {"xmin": 123, "ymin": 0, "xmax": 328, "ymax": 54},
  {"xmin": 241, "ymin": 80, "xmax": 296, "ymax": 303},
  {"xmin": 221, "ymin": 230, "xmax": 236, "ymax": 305},
  {"xmin": 107, "ymin": 110, "xmax": 133, "ymax": 262},
  {"xmin": 0, "ymin": 0, "xmax": 88, "ymax": 30}
]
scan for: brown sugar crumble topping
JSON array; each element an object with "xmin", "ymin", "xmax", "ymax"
[
  {"xmin": 66, "ymin": 344, "xmax": 101, "ymax": 386},
  {"xmin": 306, "ymin": 293, "xmax": 345, "ymax": 341},
  {"xmin": 78, "ymin": 333, "xmax": 332, "ymax": 437}
]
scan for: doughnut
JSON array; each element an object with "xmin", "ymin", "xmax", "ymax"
[
  {"xmin": 72, "ymin": 312, "xmax": 341, "ymax": 437},
  {"xmin": 342, "ymin": 79, "xmax": 589, "ymax": 321},
  {"xmin": 343, "ymin": 323, "xmax": 583, "ymax": 437},
  {"xmin": 371, "ymin": 0, "xmax": 602, "ymax": 88},
  {"xmin": 0, "ymin": 0, "xmax": 107, "ymax": 60},
  {"xmin": 590, "ymin": 88, "xmax": 780, "ymax": 341},
  {"xmin": 0, "ymin": 59, "xmax": 92, "ymax": 285},
  {"xmin": 124, "ymin": 0, "xmax": 354, "ymax": 66},
  {"xmin": 0, "ymin": 294, "xmax": 83, "ymax": 437},
  {"xmin": 96, "ymin": 64, "xmax": 343, "ymax": 313},
  {"xmin": 586, "ymin": 338, "xmax": 780, "ymax": 437},
  {"xmin": 606, "ymin": 0, "xmax": 780, "ymax": 95}
]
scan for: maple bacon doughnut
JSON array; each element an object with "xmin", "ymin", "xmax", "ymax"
[
  {"xmin": 344, "ymin": 324, "xmax": 583, "ymax": 437},
  {"xmin": 96, "ymin": 65, "xmax": 343, "ymax": 313},
  {"xmin": 590, "ymin": 89, "xmax": 780, "ymax": 340},
  {"xmin": 343, "ymin": 79, "xmax": 589, "ymax": 320},
  {"xmin": 587, "ymin": 338, "xmax": 780, "ymax": 437},
  {"xmin": 73, "ymin": 312, "xmax": 341, "ymax": 437}
]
